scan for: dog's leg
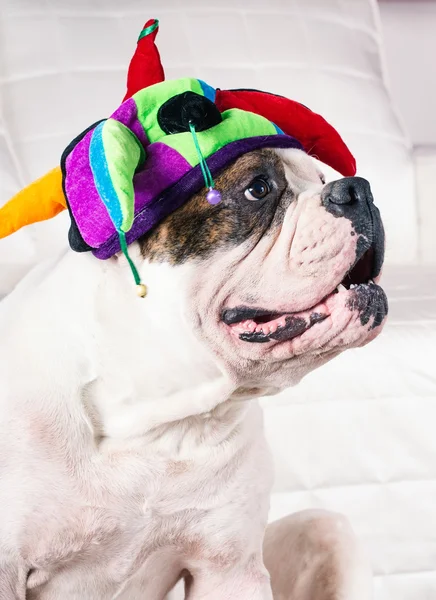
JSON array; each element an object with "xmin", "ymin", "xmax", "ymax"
[
  {"xmin": 185, "ymin": 557, "xmax": 273, "ymax": 600},
  {"xmin": 263, "ymin": 510, "xmax": 373, "ymax": 600},
  {"xmin": 166, "ymin": 508, "xmax": 371, "ymax": 600},
  {"xmin": 0, "ymin": 561, "xmax": 28, "ymax": 600}
]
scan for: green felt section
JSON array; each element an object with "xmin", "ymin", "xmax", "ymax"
[
  {"xmin": 133, "ymin": 78, "xmax": 204, "ymax": 144},
  {"xmin": 119, "ymin": 230, "xmax": 141, "ymax": 284},
  {"xmin": 159, "ymin": 109, "xmax": 278, "ymax": 166},
  {"xmin": 138, "ymin": 19, "xmax": 159, "ymax": 41},
  {"xmin": 102, "ymin": 118, "xmax": 145, "ymax": 232}
]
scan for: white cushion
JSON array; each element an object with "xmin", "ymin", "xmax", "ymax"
[
  {"xmin": 379, "ymin": 0, "xmax": 436, "ymax": 147},
  {"xmin": 0, "ymin": 110, "xmax": 37, "ymax": 294},
  {"xmin": 414, "ymin": 146, "xmax": 436, "ymax": 264}
]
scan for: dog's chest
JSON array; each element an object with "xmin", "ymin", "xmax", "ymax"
[
  {"xmin": 24, "ymin": 464, "xmax": 237, "ymax": 598},
  {"xmin": 25, "ymin": 410, "xmax": 272, "ymax": 599},
  {"xmin": 25, "ymin": 501, "xmax": 204, "ymax": 599}
]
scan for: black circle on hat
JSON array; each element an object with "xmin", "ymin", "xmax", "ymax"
[{"xmin": 158, "ymin": 91, "xmax": 222, "ymax": 134}]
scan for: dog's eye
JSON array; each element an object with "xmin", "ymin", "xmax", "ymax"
[
  {"xmin": 319, "ymin": 174, "xmax": 326, "ymax": 185},
  {"xmin": 244, "ymin": 178, "xmax": 271, "ymax": 201}
]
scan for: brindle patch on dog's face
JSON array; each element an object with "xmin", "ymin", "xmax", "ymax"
[
  {"xmin": 138, "ymin": 147, "xmax": 387, "ymax": 390},
  {"xmin": 139, "ymin": 150, "xmax": 291, "ymax": 264}
]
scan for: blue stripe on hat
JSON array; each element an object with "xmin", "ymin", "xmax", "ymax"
[
  {"xmin": 198, "ymin": 79, "xmax": 216, "ymax": 102},
  {"xmin": 271, "ymin": 122, "xmax": 285, "ymax": 135},
  {"xmin": 89, "ymin": 121, "xmax": 123, "ymax": 231}
]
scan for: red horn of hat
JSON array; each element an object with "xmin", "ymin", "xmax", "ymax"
[
  {"xmin": 215, "ymin": 89, "xmax": 356, "ymax": 177},
  {"xmin": 123, "ymin": 19, "xmax": 356, "ymax": 177},
  {"xmin": 123, "ymin": 18, "xmax": 165, "ymax": 101}
]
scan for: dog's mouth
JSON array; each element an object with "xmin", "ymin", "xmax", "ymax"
[{"xmin": 221, "ymin": 247, "xmax": 385, "ymax": 344}]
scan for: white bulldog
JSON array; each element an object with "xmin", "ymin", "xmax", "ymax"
[{"xmin": 0, "ymin": 144, "xmax": 387, "ymax": 599}]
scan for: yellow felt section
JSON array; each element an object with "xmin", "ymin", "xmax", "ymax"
[{"xmin": 0, "ymin": 167, "xmax": 66, "ymax": 239}]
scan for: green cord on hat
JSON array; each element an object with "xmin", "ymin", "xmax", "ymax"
[
  {"xmin": 189, "ymin": 121, "xmax": 222, "ymax": 205},
  {"xmin": 189, "ymin": 121, "xmax": 214, "ymax": 188},
  {"xmin": 113, "ymin": 120, "xmax": 218, "ymax": 298},
  {"xmin": 118, "ymin": 230, "xmax": 147, "ymax": 297}
]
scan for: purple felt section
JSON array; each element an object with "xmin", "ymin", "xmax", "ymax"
[
  {"xmin": 133, "ymin": 142, "xmax": 191, "ymax": 214},
  {"xmin": 65, "ymin": 129, "xmax": 115, "ymax": 248},
  {"xmin": 65, "ymin": 138, "xmax": 191, "ymax": 248},
  {"xmin": 94, "ymin": 135, "xmax": 303, "ymax": 259},
  {"xmin": 111, "ymin": 99, "xmax": 148, "ymax": 146}
]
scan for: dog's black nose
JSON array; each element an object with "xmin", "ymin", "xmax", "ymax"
[{"xmin": 322, "ymin": 177, "xmax": 373, "ymax": 210}]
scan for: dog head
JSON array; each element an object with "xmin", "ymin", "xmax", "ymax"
[
  {"xmin": 138, "ymin": 147, "xmax": 387, "ymax": 395},
  {"xmin": 0, "ymin": 69, "xmax": 386, "ymax": 401}
]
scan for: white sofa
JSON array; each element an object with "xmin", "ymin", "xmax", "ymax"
[{"xmin": 1, "ymin": 1, "xmax": 435, "ymax": 598}]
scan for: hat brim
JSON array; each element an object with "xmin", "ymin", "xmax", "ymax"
[{"xmin": 92, "ymin": 134, "xmax": 303, "ymax": 260}]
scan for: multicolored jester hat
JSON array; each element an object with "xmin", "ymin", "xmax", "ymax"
[{"xmin": 0, "ymin": 18, "xmax": 356, "ymax": 297}]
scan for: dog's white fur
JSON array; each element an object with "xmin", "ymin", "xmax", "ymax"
[
  {"xmin": 0, "ymin": 149, "xmax": 380, "ymax": 599},
  {"xmin": 0, "ymin": 250, "xmax": 274, "ymax": 599}
]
